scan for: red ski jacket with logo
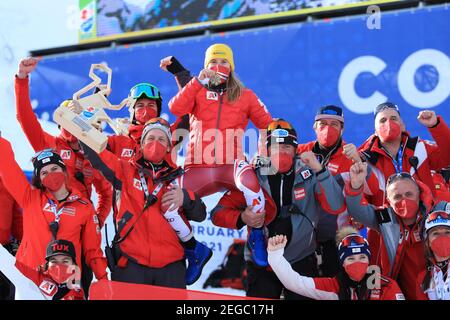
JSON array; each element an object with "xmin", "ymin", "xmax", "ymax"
[
  {"xmin": 81, "ymin": 144, "xmax": 207, "ymax": 269},
  {"xmin": 16, "ymin": 261, "xmax": 85, "ymax": 300},
  {"xmin": 0, "ymin": 137, "xmax": 107, "ymax": 280},
  {"xmin": 358, "ymin": 117, "xmax": 450, "ymax": 207},
  {"xmin": 169, "ymin": 78, "xmax": 272, "ymax": 167}
]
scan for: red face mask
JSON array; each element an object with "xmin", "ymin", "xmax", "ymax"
[
  {"xmin": 60, "ymin": 129, "xmax": 78, "ymax": 144},
  {"xmin": 128, "ymin": 124, "xmax": 144, "ymax": 143},
  {"xmin": 393, "ymin": 198, "xmax": 419, "ymax": 219},
  {"xmin": 143, "ymin": 141, "xmax": 168, "ymax": 163},
  {"xmin": 41, "ymin": 171, "xmax": 66, "ymax": 192},
  {"xmin": 271, "ymin": 151, "xmax": 294, "ymax": 173},
  {"xmin": 344, "ymin": 261, "xmax": 369, "ymax": 282},
  {"xmin": 430, "ymin": 235, "xmax": 450, "ymax": 258},
  {"xmin": 208, "ymin": 65, "xmax": 231, "ymax": 84},
  {"xmin": 378, "ymin": 120, "xmax": 401, "ymax": 142},
  {"xmin": 317, "ymin": 125, "xmax": 341, "ymax": 148},
  {"xmin": 134, "ymin": 106, "xmax": 158, "ymax": 124},
  {"xmin": 48, "ymin": 264, "xmax": 73, "ymax": 284}
]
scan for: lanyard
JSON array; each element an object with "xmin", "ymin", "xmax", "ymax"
[
  {"xmin": 138, "ymin": 170, "xmax": 163, "ymax": 209},
  {"xmin": 392, "ymin": 145, "xmax": 404, "ymax": 173},
  {"xmin": 47, "ymin": 199, "xmax": 64, "ymax": 240}
]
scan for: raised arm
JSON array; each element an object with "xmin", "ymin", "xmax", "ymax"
[{"xmin": 15, "ymin": 57, "xmax": 57, "ymax": 151}]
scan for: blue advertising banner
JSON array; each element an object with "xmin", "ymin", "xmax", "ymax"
[{"xmin": 32, "ymin": 5, "xmax": 450, "ymax": 149}]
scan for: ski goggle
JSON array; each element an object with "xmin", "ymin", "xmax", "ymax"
[
  {"xmin": 426, "ymin": 211, "xmax": 450, "ymax": 224},
  {"xmin": 374, "ymin": 103, "xmax": 400, "ymax": 116},
  {"xmin": 267, "ymin": 119, "xmax": 294, "ymax": 132},
  {"xmin": 144, "ymin": 117, "xmax": 170, "ymax": 128},
  {"xmin": 129, "ymin": 83, "xmax": 161, "ymax": 100},
  {"xmin": 387, "ymin": 172, "xmax": 415, "ymax": 186},
  {"xmin": 338, "ymin": 234, "xmax": 367, "ymax": 249}
]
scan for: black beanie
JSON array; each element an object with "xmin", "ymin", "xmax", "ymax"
[{"xmin": 32, "ymin": 149, "xmax": 66, "ymax": 178}]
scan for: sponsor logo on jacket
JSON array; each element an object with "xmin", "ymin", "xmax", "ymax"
[
  {"xmin": 294, "ymin": 187, "xmax": 306, "ymax": 200},
  {"xmin": 206, "ymin": 91, "xmax": 218, "ymax": 101},
  {"xmin": 133, "ymin": 179, "xmax": 142, "ymax": 191},
  {"xmin": 121, "ymin": 148, "xmax": 134, "ymax": 158},
  {"xmin": 60, "ymin": 150, "xmax": 72, "ymax": 160}
]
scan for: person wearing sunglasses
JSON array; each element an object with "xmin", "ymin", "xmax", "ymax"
[
  {"xmin": 416, "ymin": 204, "xmax": 450, "ymax": 300},
  {"xmin": 107, "ymin": 55, "xmax": 195, "ymax": 162},
  {"xmin": 357, "ymin": 102, "xmax": 450, "ymax": 208},
  {"xmin": 267, "ymin": 228, "xmax": 405, "ymax": 300},
  {"xmin": 15, "ymin": 239, "xmax": 85, "ymax": 300},
  {"xmin": 15, "ymin": 57, "xmax": 112, "ymax": 228},
  {"xmin": 346, "ymin": 163, "xmax": 436, "ymax": 299},
  {"xmin": 79, "ymin": 118, "xmax": 210, "ymax": 288},
  {"xmin": 211, "ymin": 119, "xmax": 346, "ymax": 299},
  {"xmin": 296, "ymin": 105, "xmax": 380, "ymax": 278},
  {"xmin": 0, "ymin": 137, "xmax": 108, "ymax": 292}
]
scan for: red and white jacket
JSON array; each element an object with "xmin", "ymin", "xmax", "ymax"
[{"xmin": 16, "ymin": 261, "xmax": 84, "ymax": 300}]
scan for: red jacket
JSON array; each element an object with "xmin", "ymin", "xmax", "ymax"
[
  {"xmin": 0, "ymin": 137, "xmax": 107, "ymax": 280},
  {"xmin": 359, "ymin": 116, "xmax": 450, "ymax": 207},
  {"xmin": 432, "ymin": 171, "xmax": 450, "ymax": 202},
  {"xmin": 16, "ymin": 261, "xmax": 85, "ymax": 300},
  {"xmin": 169, "ymin": 78, "xmax": 272, "ymax": 167},
  {"xmin": 15, "ymin": 77, "xmax": 112, "ymax": 226},
  {"xmin": 81, "ymin": 145, "xmax": 207, "ymax": 269},
  {"xmin": 0, "ymin": 177, "xmax": 23, "ymax": 244}
]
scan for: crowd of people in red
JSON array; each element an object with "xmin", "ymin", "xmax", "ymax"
[{"xmin": 0, "ymin": 43, "xmax": 449, "ymax": 300}]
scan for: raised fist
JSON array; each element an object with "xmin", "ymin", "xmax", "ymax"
[
  {"xmin": 417, "ymin": 110, "xmax": 438, "ymax": 128},
  {"xmin": 17, "ymin": 57, "xmax": 39, "ymax": 79}
]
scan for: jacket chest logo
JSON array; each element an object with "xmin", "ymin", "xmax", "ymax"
[
  {"xmin": 121, "ymin": 148, "xmax": 134, "ymax": 158},
  {"xmin": 60, "ymin": 150, "xmax": 72, "ymax": 160},
  {"xmin": 133, "ymin": 178, "xmax": 143, "ymax": 191},
  {"xmin": 327, "ymin": 163, "xmax": 339, "ymax": 174},
  {"xmin": 294, "ymin": 187, "xmax": 306, "ymax": 200},
  {"xmin": 43, "ymin": 203, "xmax": 76, "ymax": 216},
  {"xmin": 39, "ymin": 280, "xmax": 57, "ymax": 296},
  {"xmin": 206, "ymin": 91, "xmax": 219, "ymax": 101},
  {"xmin": 300, "ymin": 169, "xmax": 313, "ymax": 180}
]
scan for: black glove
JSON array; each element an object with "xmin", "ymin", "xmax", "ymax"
[{"xmin": 166, "ymin": 56, "xmax": 186, "ymax": 75}]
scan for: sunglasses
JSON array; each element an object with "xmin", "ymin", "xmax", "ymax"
[
  {"xmin": 387, "ymin": 172, "xmax": 414, "ymax": 186},
  {"xmin": 129, "ymin": 83, "xmax": 161, "ymax": 100},
  {"xmin": 374, "ymin": 103, "xmax": 400, "ymax": 116},
  {"xmin": 320, "ymin": 107, "xmax": 341, "ymax": 116},
  {"xmin": 339, "ymin": 234, "xmax": 367, "ymax": 249},
  {"xmin": 144, "ymin": 118, "xmax": 170, "ymax": 128},
  {"xmin": 427, "ymin": 211, "xmax": 450, "ymax": 223},
  {"xmin": 267, "ymin": 120, "xmax": 293, "ymax": 132}
]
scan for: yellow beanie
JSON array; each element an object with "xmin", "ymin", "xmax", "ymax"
[{"xmin": 204, "ymin": 43, "xmax": 235, "ymax": 71}]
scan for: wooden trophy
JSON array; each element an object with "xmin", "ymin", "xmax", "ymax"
[{"xmin": 53, "ymin": 63, "xmax": 128, "ymax": 153}]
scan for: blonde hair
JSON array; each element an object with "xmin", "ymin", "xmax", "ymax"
[
  {"xmin": 226, "ymin": 72, "xmax": 245, "ymax": 103},
  {"xmin": 336, "ymin": 226, "xmax": 360, "ymax": 244}
]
